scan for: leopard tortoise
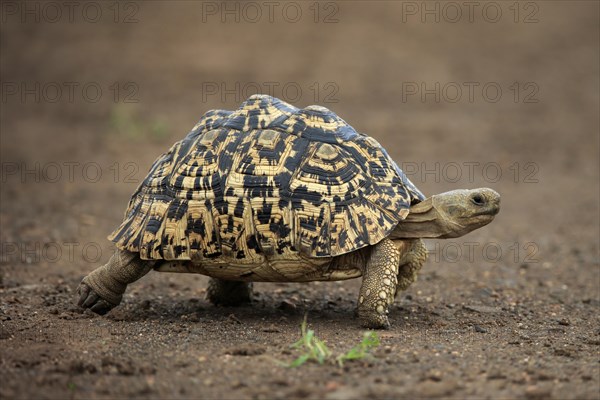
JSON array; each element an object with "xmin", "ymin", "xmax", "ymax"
[{"xmin": 77, "ymin": 94, "xmax": 500, "ymax": 328}]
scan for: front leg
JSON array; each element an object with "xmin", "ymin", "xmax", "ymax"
[
  {"xmin": 395, "ymin": 239, "xmax": 428, "ymax": 294},
  {"xmin": 358, "ymin": 238, "xmax": 401, "ymax": 329}
]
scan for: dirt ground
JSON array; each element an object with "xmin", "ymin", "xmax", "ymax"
[{"xmin": 1, "ymin": 1, "xmax": 599, "ymax": 399}]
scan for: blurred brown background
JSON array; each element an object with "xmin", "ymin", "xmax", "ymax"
[{"xmin": 1, "ymin": 2, "xmax": 599, "ymax": 399}]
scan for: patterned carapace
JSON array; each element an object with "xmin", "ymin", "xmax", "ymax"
[{"xmin": 109, "ymin": 95, "xmax": 424, "ymax": 261}]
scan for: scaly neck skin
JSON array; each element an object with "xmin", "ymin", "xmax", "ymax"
[{"xmin": 389, "ymin": 197, "xmax": 454, "ymax": 239}]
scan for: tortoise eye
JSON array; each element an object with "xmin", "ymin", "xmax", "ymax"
[{"xmin": 471, "ymin": 193, "xmax": 485, "ymax": 206}]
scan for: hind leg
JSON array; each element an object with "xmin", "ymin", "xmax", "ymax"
[
  {"xmin": 77, "ymin": 249, "xmax": 155, "ymax": 314},
  {"xmin": 206, "ymin": 278, "xmax": 253, "ymax": 306}
]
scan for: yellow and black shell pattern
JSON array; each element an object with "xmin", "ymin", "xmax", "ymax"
[{"xmin": 108, "ymin": 95, "xmax": 425, "ymax": 261}]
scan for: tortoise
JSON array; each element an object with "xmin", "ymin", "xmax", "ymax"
[{"xmin": 77, "ymin": 94, "xmax": 500, "ymax": 328}]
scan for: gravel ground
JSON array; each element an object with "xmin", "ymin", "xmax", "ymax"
[{"xmin": 1, "ymin": 2, "xmax": 598, "ymax": 399}]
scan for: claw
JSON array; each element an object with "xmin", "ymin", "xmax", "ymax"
[
  {"xmin": 76, "ymin": 283, "xmax": 90, "ymax": 307},
  {"xmin": 90, "ymin": 299, "xmax": 113, "ymax": 315},
  {"xmin": 77, "ymin": 282, "xmax": 116, "ymax": 315},
  {"xmin": 82, "ymin": 291, "xmax": 99, "ymax": 309},
  {"xmin": 360, "ymin": 319, "xmax": 390, "ymax": 330}
]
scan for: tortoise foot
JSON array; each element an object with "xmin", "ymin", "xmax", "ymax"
[
  {"xmin": 77, "ymin": 282, "xmax": 118, "ymax": 315},
  {"xmin": 358, "ymin": 310, "xmax": 391, "ymax": 330}
]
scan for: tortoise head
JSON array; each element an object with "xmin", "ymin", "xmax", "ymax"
[{"xmin": 391, "ymin": 188, "xmax": 500, "ymax": 239}]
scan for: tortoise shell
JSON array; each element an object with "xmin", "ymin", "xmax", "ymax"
[{"xmin": 108, "ymin": 95, "xmax": 425, "ymax": 261}]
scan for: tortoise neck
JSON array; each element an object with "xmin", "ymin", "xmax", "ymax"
[{"xmin": 389, "ymin": 197, "xmax": 458, "ymax": 239}]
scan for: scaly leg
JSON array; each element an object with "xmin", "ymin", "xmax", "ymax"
[
  {"xmin": 357, "ymin": 238, "xmax": 401, "ymax": 329},
  {"xmin": 394, "ymin": 239, "xmax": 428, "ymax": 294},
  {"xmin": 206, "ymin": 278, "xmax": 253, "ymax": 306},
  {"xmin": 77, "ymin": 249, "xmax": 155, "ymax": 314}
]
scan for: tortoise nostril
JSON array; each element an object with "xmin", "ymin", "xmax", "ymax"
[{"xmin": 471, "ymin": 193, "xmax": 485, "ymax": 206}]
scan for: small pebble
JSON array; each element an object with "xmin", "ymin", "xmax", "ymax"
[
  {"xmin": 261, "ymin": 324, "xmax": 280, "ymax": 333},
  {"xmin": 525, "ymin": 385, "xmax": 551, "ymax": 399},
  {"xmin": 140, "ymin": 300, "xmax": 151, "ymax": 310},
  {"xmin": 279, "ymin": 299, "xmax": 297, "ymax": 311},
  {"xmin": 227, "ymin": 314, "xmax": 242, "ymax": 324}
]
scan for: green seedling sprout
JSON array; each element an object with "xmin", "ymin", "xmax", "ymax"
[
  {"xmin": 336, "ymin": 330, "xmax": 380, "ymax": 367},
  {"xmin": 287, "ymin": 316, "xmax": 380, "ymax": 368},
  {"xmin": 289, "ymin": 316, "xmax": 332, "ymax": 367}
]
